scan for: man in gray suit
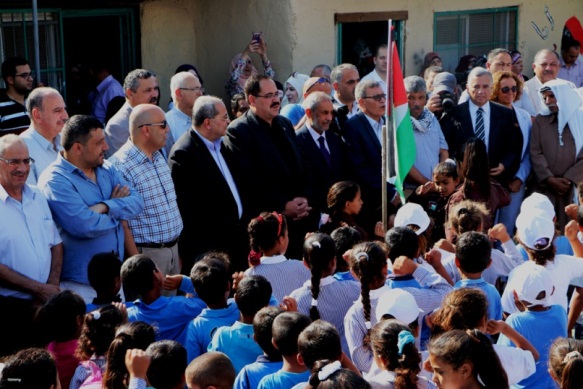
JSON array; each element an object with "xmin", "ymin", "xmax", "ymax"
[{"xmin": 104, "ymin": 69, "xmax": 160, "ymax": 157}]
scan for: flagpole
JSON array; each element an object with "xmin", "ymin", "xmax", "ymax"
[{"xmin": 382, "ymin": 19, "xmax": 394, "ymax": 232}]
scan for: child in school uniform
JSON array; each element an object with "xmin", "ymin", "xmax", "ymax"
[
  {"xmin": 498, "ymin": 264, "xmax": 567, "ymax": 389},
  {"xmin": 453, "ymin": 231, "xmax": 502, "ymax": 320},
  {"xmin": 122, "ymin": 254, "xmax": 206, "ymax": 345},
  {"xmin": 548, "ymin": 337, "xmax": 583, "ymax": 389},
  {"xmin": 186, "ymin": 352, "xmax": 236, "ymax": 389},
  {"xmin": 290, "ymin": 233, "xmax": 360, "ymax": 354},
  {"xmin": 145, "ymin": 340, "xmax": 187, "ymax": 389},
  {"xmin": 86, "ymin": 252, "xmax": 124, "ymax": 312},
  {"xmin": 208, "ymin": 275, "xmax": 271, "ymax": 372},
  {"xmin": 185, "ymin": 255, "xmax": 240, "ymax": 362},
  {"xmin": 257, "ymin": 312, "xmax": 312, "ymax": 388},
  {"xmin": 330, "ymin": 226, "xmax": 362, "ymax": 282},
  {"xmin": 246, "ymin": 212, "xmax": 311, "ymax": 302}
]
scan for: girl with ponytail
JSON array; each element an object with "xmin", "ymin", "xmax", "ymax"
[
  {"xmin": 549, "ymin": 337, "xmax": 583, "ymax": 389},
  {"xmin": 290, "ymin": 233, "xmax": 360, "ymax": 354},
  {"xmin": 428, "ymin": 329, "xmax": 508, "ymax": 389},
  {"xmin": 369, "ymin": 320, "xmax": 435, "ymax": 389},
  {"xmin": 344, "ymin": 242, "xmax": 390, "ymax": 373}
]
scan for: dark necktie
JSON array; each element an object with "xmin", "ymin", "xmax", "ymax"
[
  {"xmin": 318, "ymin": 136, "xmax": 331, "ymax": 167},
  {"xmin": 474, "ymin": 107, "xmax": 485, "ymax": 142}
]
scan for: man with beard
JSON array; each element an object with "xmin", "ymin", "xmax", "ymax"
[
  {"xmin": 296, "ymin": 91, "xmax": 348, "ymax": 227},
  {"xmin": 0, "ymin": 57, "xmax": 33, "ymax": 135},
  {"xmin": 110, "ymin": 104, "xmax": 182, "ymax": 284},
  {"xmin": 19, "ymin": 87, "xmax": 69, "ymax": 185},
  {"xmin": 105, "ymin": 69, "xmax": 161, "ymax": 157},
  {"xmin": 0, "ymin": 135, "xmax": 62, "ymax": 356},
  {"xmin": 38, "ymin": 115, "xmax": 144, "ymax": 302},
  {"xmin": 530, "ymin": 79, "xmax": 583, "ymax": 229},
  {"xmin": 223, "ymin": 74, "xmax": 311, "ymax": 258}
]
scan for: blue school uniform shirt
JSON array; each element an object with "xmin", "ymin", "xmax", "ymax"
[
  {"xmin": 126, "ymin": 296, "xmax": 206, "ymax": 345},
  {"xmin": 208, "ymin": 321, "xmax": 263, "ymax": 373},
  {"xmin": 185, "ymin": 302, "xmax": 240, "ymax": 363},
  {"xmin": 454, "ymin": 278, "xmax": 502, "ymax": 320},
  {"xmin": 333, "ymin": 271, "xmax": 356, "ymax": 282},
  {"xmin": 386, "ymin": 274, "xmax": 422, "ymax": 289},
  {"xmin": 497, "ymin": 305, "xmax": 567, "ymax": 389},
  {"xmin": 233, "ymin": 355, "xmax": 283, "ymax": 389},
  {"xmin": 257, "ymin": 370, "xmax": 311, "ymax": 389}
]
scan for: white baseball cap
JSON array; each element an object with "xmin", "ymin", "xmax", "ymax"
[
  {"xmin": 394, "ymin": 203, "xmax": 430, "ymax": 235},
  {"xmin": 375, "ymin": 288, "xmax": 422, "ymax": 324},
  {"xmin": 516, "ymin": 210, "xmax": 555, "ymax": 250},
  {"xmin": 512, "ymin": 264, "xmax": 554, "ymax": 307},
  {"xmin": 520, "ymin": 193, "xmax": 555, "ymax": 220}
]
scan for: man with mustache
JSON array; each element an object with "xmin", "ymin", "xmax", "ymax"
[
  {"xmin": 530, "ymin": 79, "xmax": 583, "ymax": 229},
  {"xmin": 105, "ymin": 69, "xmax": 161, "ymax": 157},
  {"xmin": 524, "ymin": 49, "xmax": 576, "ymax": 114},
  {"xmin": 109, "ymin": 104, "xmax": 182, "ymax": 286},
  {"xmin": 223, "ymin": 74, "xmax": 311, "ymax": 258},
  {"xmin": 19, "ymin": 87, "xmax": 68, "ymax": 185},
  {"xmin": 38, "ymin": 115, "xmax": 144, "ymax": 302},
  {"xmin": 0, "ymin": 57, "xmax": 33, "ymax": 136},
  {"xmin": 0, "ymin": 135, "xmax": 62, "ymax": 356}
]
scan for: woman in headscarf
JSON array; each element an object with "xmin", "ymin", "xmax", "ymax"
[
  {"xmin": 281, "ymin": 72, "xmax": 309, "ymax": 107},
  {"xmin": 226, "ymin": 35, "xmax": 275, "ymax": 97}
]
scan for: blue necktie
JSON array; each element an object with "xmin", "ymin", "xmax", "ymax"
[
  {"xmin": 318, "ymin": 136, "xmax": 331, "ymax": 167},
  {"xmin": 474, "ymin": 107, "xmax": 485, "ymax": 142}
]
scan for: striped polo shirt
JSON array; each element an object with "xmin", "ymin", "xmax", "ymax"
[{"xmin": 0, "ymin": 90, "xmax": 30, "ymax": 135}]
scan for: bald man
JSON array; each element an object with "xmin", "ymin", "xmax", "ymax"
[
  {"xmin": 109, "ymin": 104, "xmax": 183, "ymax": 283},
  {"xmin": 166, "ymin": 71, "xmax": 204, "ymax": 150}
]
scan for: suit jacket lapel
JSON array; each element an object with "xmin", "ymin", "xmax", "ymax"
[{"xmin": 358, "ymin": 113, "xmax": 382, "ymax": 151}]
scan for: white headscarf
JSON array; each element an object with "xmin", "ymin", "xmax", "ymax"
[
  {"xmin": 281, "ymin": 73, "xmax": 310, "ymax": 106},
  {"xmin": 539, "ymin": 79, "xmax": 583, "ymax": 156}
]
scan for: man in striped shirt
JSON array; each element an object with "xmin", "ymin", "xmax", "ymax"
[{"xmin": 0, "ymin": 57, "xmax": 32, "ymax": 135}]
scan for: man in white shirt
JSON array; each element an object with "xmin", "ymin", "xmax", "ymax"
[{"xmin": 361, "ymin": 44, "xmax": 388, "ymax": 94}]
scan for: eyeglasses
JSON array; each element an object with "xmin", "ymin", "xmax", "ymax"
[
  {"xmin": 14, "ymin": 72, "xmax": 35, "ymax": 79},
  {"xmin": 305, "ymin": 77, "xmax": 331, "ymax": 93},
  {"xmin": 363, "ymin": 93, "xmax": 386, "ymax": 102},
  {"xmin": 500, "ymin": 86, "xmax": 518, "ymax": 94},
  {"xmin": 256, "ymin": 90, "xmax": 284, "ymax": 99},
  {"xmin": 180, "ymin": 87, "xmax": 204, "ymax": 94},
  {"xmin": 272, "ymin": 211, "xmax": 283, "ymax": 236},
  {"xmin": 138, "ymin": 120, "xmax": 167, "ymax": 129},
  {"xmin": 0, "ymin": 157, "xmax": 35, "ymax": 166}
]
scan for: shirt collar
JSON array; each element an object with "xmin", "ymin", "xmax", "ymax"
[
  {"xmin": 468, "ymin": 99, "xmax": 490, "ymax": 115},
  {"xmin": 455, "ymin": 278, "xmax": 486, "ymax": 287},
  {"xmin": 303, "ymin": 275, "xmax": 336, "ymax": 287},
  {"xmin": 306, "ymin": 123, "xmax": 325, "ymax": 143},
  {"xmin": 0, "ymin": 182, "xmax": 34, "ymax": 204},
  {"xmin": 260, "ymin": 254, "xmax": 287, "ymax": 264},
  {"xmin": 193, "ymin": 127, "xmax": 222, "ymax": 151},
  {"xmin": 368, "ymin": 284, "xmax": 390, "ymax": 300},
  {"xmin": 125, "ymin": 140, "xmax": 163, "ymax": 163},
  {"xmin": 171, "ymin": 106, "xmax": 192, "ymax": 122},
  {"xmin": 30, "ymin": 126, "xmax": 61, "ymax": 152},
  {"xmin": 363, "ymin": 112, "xmax": 383, "ymax": 129}
]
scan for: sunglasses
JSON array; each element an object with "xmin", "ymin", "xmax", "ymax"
[
  {"xmin": 500, "ymin": 86, "xmax": 518, "ymax": 94},
  {"xmin": 305, "ymin": 77, "xmax": 331, "ymax": 93},
  {"xmin": 138, "ymin": 120, "xmax": 167, "ymax": 129}
]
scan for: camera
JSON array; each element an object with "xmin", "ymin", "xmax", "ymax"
[{"xmin": 438, "ymin": 91, "xmax": 457, "ymax": 112}]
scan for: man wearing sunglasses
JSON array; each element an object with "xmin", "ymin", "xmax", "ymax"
[
  {"xmin": 343, "ymin": 79, "xmax": 399, "ymax": 234},
  {"xmin": 0, "ymin": 57, "xmax": 33, "ymax": 136},
  {"xmin": 110, "ymin": 104, "xmax": 183, "ymax": 285}
]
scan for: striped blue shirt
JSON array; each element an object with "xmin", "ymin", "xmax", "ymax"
[{"xmin": 245, "ymin": 255, "xmax": 311, "ymax": 302}]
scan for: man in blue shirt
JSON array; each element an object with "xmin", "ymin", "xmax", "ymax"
[{"xmin": 38, "ymin": 114, "xmax": 144, "ymax": 302}]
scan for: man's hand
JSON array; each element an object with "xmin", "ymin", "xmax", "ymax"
[
  {"xmin": 283, "ymin": 197, "xmax": 311, "ymax": 220},
  {"xmin": 125, "ymin": 349, "xmax": 150, "ymax": 379},
  {"xmin": 489, "ymin": 163, "xmax": 505, "ymax": 176},
  {"xmin": 391, "ymin": 256, "xmax": 418, "ymax": 275},
  {"xmin": 508, "ymin": 178, "xmax": 523, "ymax": 193},
  {"xmin": 34, "ymin": 283, "xmax": 60, "ymax": 302},
  {"xmin": 163, "ymin": 275, "xmax": 183, "ymax": 291},
  {"xmin": 547, "ymin": 176, "xmax": 571, "ymax": 195},
  {"xmin": 426, "ymin": 93, "xmax": 442, "ymax": 114},
  {"xmin": 111, "ymin": 184, "xmax": 130, "ymax": 199}
]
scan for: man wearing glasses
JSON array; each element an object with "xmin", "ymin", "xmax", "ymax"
[
  {"xmin": 166, "ymin": 71, "xmax": 203, "ymax": 150},
  {"xmin": 343, "ymin": 79, "xmax": 399, "ymax": 234},
  {"xmin": 0, "ymin": 57, "xmax": 33, "ymax": 135},
  {"xmin": 38, "ymin": 115, "xmax": 144, "ymax": 302},
  {"xmin": 110, "ymin": 104, "xmax": 183, "ymax": 285},
  {"xmin": 0, "ymin": 135, "xmax": 62, "ymax": 356},
  {"xmin": 223, "ymin": 74, "xmax": 312, "ymax": 259}
]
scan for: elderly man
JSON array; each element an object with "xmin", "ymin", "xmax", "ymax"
[
  {"xmin": 0, "ymin": 135, "xmax": 62, "ymax": 355},
  {"xmin": 38, "ymin": 115, "xmax": 144, "ymax": 302},
  {"xmin": 530, "ymin": 79, "xmax": 583, "ymax": 229},
  {"xmin": 105, "ymin": 69, "xmax": 160, "ymax": 157},
  {"xmin": 343, "ymin": 79, "xmax": 398, "ymax": 233},
  {"xmin": 109, "ymin": 104, "xmax": 183, "ymax": 282},
  {"xmin": 330, "ymin": 63, "xmax": 360, "ymax": 129},
  {"xmin": 296, "ymin": 91, "xmax": 348, "ymax": 224},
  {"xmin": 223, "ymin": 75, "xmax": 311, "ymax": 258},
  {"xmin": 19, "ymin": 87, "xmax": 68, "ymax": 185},
  {"xmin": 439, "ymin": 67, "xmax": 522, "ymax": 183},
  {"xmin": 169, "ymin": 96, "xmax": 246, "ymax": 272},
  {"xmin": 361, "ymin": 44, "xmax": 388, "ymax": 94},
  {"xmin": 281, "ymin": 76, "xmax": 334, "ymax": 129},
  {"xmin": 403, "ymin": 76, "xmax": 448, "ymax": 191},
  {"xmin": 166, "ymin": 71, "xmax": 203, "ymax": 149},
  {"xmin": 0, "ymin": 57, "xmax": 33, "ymax": 135}
]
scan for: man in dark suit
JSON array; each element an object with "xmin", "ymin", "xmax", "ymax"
[
  {"xmin": 223, "ymin": 74, "xmax": 312, "ymax": 258},
  {"xmin": 168, "ymin": 96, "xmax": 247, "ymax": 273},
  {"xmin": 296, "ymin": 91, "xmax": 348, "ymax": 226},
  {"xmin": 343, "ymin": 79, "xmax": 399, "ymax": 234},
  {"xmin": 440, "ymin": 67, "xmax": 522, "ymax": 183}
]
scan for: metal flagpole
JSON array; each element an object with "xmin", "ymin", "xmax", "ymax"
[{"xmin": 382, "ymin": 19, "xmax": 394, "ymax": 232}]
